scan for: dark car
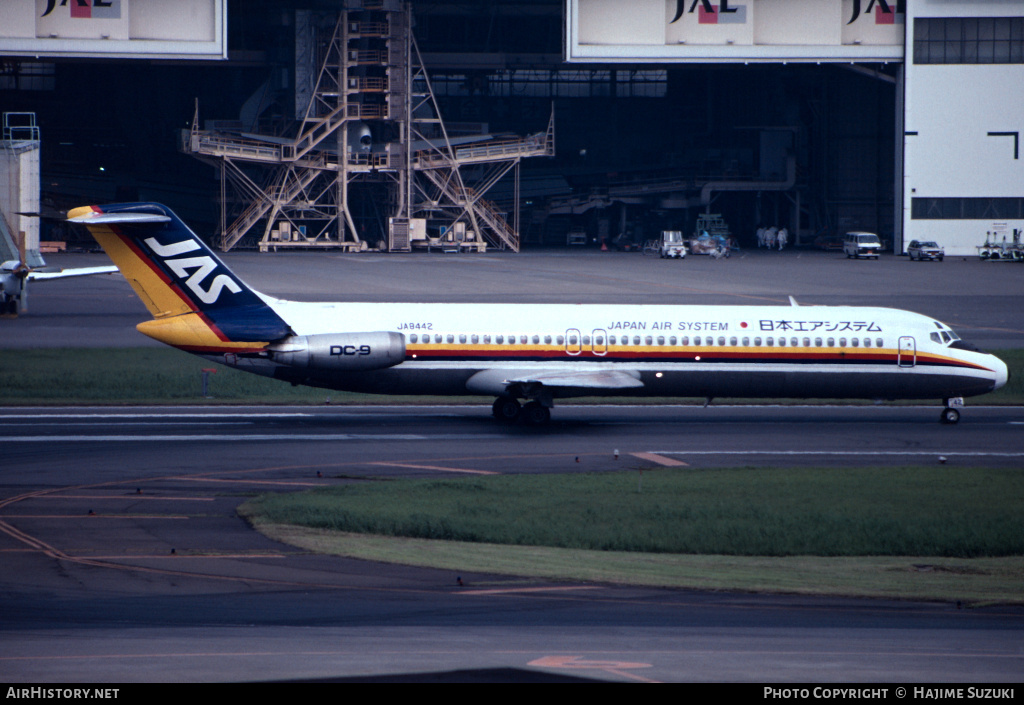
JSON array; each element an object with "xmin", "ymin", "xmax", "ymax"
[{"xmin": 907, "ymin": 240, "xmax": 944, "ymax": 261}]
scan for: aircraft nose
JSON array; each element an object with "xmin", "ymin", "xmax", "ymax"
[{"xmin": 992, "ymin": 356, "xmax": 1009, "ymax": 391}]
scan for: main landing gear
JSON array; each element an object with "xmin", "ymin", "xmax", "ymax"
[{"xmin": 492, "ymin": 396, "xmax": 551, "ymax": 425}]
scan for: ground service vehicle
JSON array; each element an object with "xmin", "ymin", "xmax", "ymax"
[
  {"xmin": 844, "ymin": 232, "xmax": 882, "ymax": 259},
  {"xmin": 659, "ymin": 231, "xmax": 687, "ymax": 259}
]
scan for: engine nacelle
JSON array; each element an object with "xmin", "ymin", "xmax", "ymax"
[{"xmin": 268, "ymin": 332, "xmax": 406, "ymax": 371}]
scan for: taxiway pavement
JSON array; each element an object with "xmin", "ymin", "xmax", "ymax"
[{"xmin": 2, "ymin": 405, "xmax": 1023, "ymax": 682}]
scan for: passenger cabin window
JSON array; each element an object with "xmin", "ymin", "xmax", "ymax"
[
  {"xmin": 532, "ymin": 335, "xmax": 540, "ymax": 344},
  {"xmin": 633, "ymin": 336, "xmax": 641, "ymax": 346},
  {"xmin": 496, "ymin": 335, "xmax": 504, "ymax": 344},
  {"xmin": 851, "ymin": 338, "xmax": 859, "ymax": 347},
  {"xmin": 657, "ymin": 336, "xmax": 665, "ymax": 346},
  {"xmin": 471, "ymin": 335, "xmax": 479, "ymax": 344},
  {"xmin": 669, "ymin": 336, "xmax": 677, "ymax": 345},
  {"xmin": 645, "ymin": 336, "xmax": 652, "ymax": 345},
  {"xmin": 557, "ymin": 335, "xmax": 565, "ymax": 345},
  {"xmin": 459, "ymin": 334, "xmax": 467, "ymax": 344},
  {"xmin": 520, "ymin": 335, "xmax": 527, "ymax": 345},
  {"xmin": 682, "ymin": 336, "xmax": 690, "ymax": 346},
  {"xmin": 876, "ymin": 338, "xmax": 883, "ymax": 348},
  {"xmin": 718, "ymin": 336, "xmax": 726, "ymax": 346},
  {"xmin": 409, "ymin": 334, "xmax": 417, "ymax": 343},
  {"xmin": 446, "ymin": 334, "xmax": 454, "ymax": 344}
]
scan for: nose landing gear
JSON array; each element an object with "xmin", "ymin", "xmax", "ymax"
[{"xmin": 940, "ymin": 398, "xmax": 963, "ymax": 424}]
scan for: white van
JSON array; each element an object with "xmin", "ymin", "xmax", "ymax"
[{"xmin": 843, "ymin": 232, "xmax": 882, "ymax": 259}]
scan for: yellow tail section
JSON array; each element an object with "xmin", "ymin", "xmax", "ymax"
[
  {"xmin": 67, "ymin": 205, "xmax": 192, "ymax": 320},
  {"xmin": 68, "ymin": 203, "xmax": 291, "ymax": 352}
]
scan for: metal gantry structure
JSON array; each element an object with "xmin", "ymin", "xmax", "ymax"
[{"xmin": 182, "ymin": 1, "xmax": 553, "ymax": 253}]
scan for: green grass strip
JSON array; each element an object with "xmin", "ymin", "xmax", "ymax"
[
  {"xmin": 2, "ymin": 347, "xmax": 1023, "ymax": 405},
  {"xmin": 239, "ymin": 466, "xmax": 1024, "ymax": 603},
  {"xmin": 240, "ymin": 467, "xmax": 1024, "ymax": 558},
  {"xmin": 254, "ymin": 524, "xmax": 1024, "ymax": 605}
]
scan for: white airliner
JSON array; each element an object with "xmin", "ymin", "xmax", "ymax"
[{"xmin": 68, "ymin": 202, "xmax": 1008, "ymax": 425}]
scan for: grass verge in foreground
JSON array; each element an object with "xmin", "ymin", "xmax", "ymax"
[
  {"xmin": 240, "ymin": 467, "xmax": 1024, "ymax": 604},
  {"xmin": 3, "ymin": 347, "xmax": 1023, "ymax": 405},
  {"xmin": 252, "ymin": 525, "xmax": 1024, "ymax": 605}
]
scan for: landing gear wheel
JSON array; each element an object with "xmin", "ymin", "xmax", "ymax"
[
  {"xmin": 521, "ymin": 401, "xmax": 551, "ymax": 426},
  {"xmin": 492, "ymin": 396, "xmax": 521, "ymax": 423},
  {"xmin": 940, "ymin": 407, "xmax": 960, "ymax": 425}
]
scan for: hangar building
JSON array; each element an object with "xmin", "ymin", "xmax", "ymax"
[{"xmin": 0, "ymin": 0, "xmax": 1020, "ymax": 256}]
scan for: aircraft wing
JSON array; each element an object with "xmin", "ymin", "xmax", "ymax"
[
  {"xmin": 27, "ymin": 266, "xmax": 120, "ymax": 280},
  {"xmin": 506, "ymin": 370, "xmax": 644, "ymax": 389},
  {"xmin": 467, "ymin": 368, "xmax": 643, "ymax": 396}
]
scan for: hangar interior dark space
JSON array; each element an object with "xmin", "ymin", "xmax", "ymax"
[{"xmin": 1, "ymin": 0, "xmax": 897, "ymax": 250}]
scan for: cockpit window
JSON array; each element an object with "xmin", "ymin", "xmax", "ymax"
[{"xmin": 933, "ymin": 321, "xmax": 963, "ymax": 345}]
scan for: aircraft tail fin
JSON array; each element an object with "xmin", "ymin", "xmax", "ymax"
[{"xmin": 68, "ymin": 203, "xmax": 291, "ymax": 352}]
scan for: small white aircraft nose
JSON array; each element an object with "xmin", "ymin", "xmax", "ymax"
[{"xmin": 992, "ymin": 356, "xmax": 1009, "ymax": 390}]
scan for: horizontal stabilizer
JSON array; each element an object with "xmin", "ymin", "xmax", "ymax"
[
  {"xmin": 28, "ymin": 266, "xmax": 119, "ymax": 280},
  {"xmin": 67, "ymin": 213, "xmax": 171, "ymax": 225}
]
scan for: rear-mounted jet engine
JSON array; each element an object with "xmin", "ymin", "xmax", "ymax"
[{"xmin": 268, "ymin": 332, "xmax": 406, "ymax": 371}]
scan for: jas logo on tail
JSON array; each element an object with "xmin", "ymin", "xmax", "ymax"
[{"xmin": 144, "ymin": 237, "xmax": 242, "ymax": 305}]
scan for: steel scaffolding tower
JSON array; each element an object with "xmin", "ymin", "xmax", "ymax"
[{"xmin": 182, "ymin": 1, "xmax": 553, "ymax": 253}]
